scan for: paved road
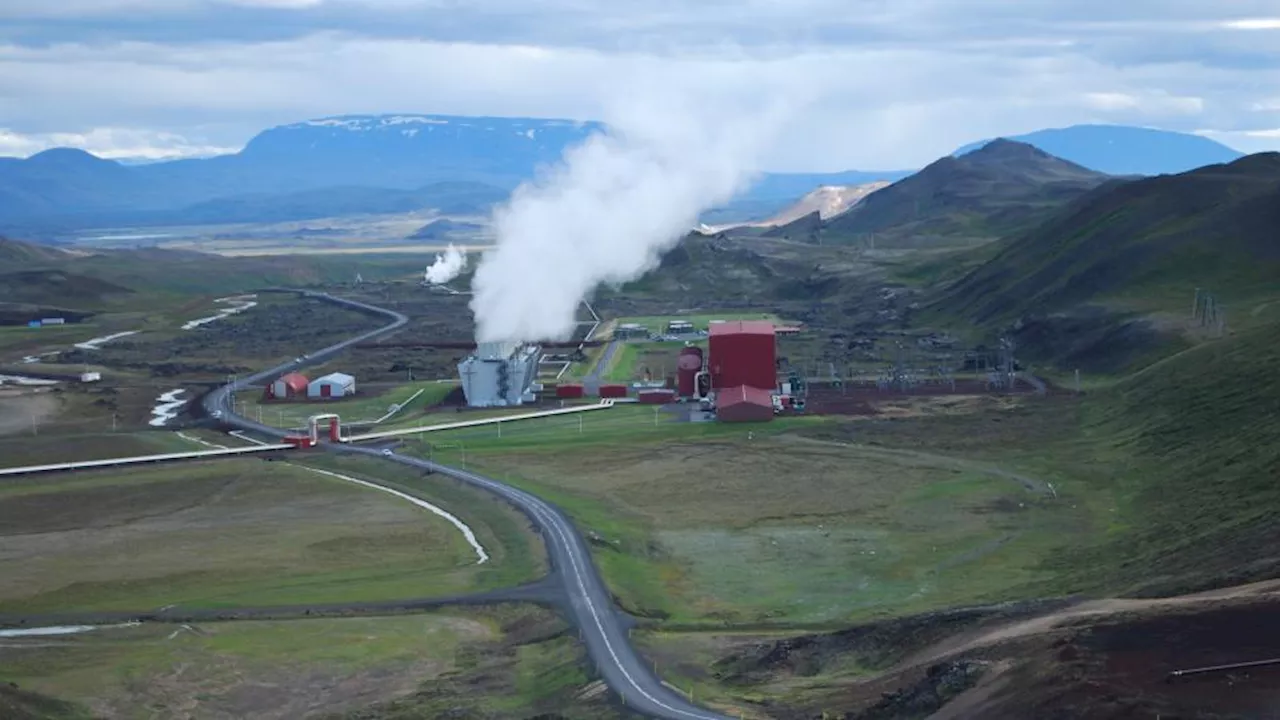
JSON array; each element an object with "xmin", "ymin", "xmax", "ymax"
[
  {"xmin": 202, "ymin": 289, "xmax": 730, "ymax": 720},
  {"xmin": 584, "ymin": 339, "xmax": 621, "ymax": 389}
]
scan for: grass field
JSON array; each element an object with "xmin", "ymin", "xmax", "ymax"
[
  {"xmin": 237, "ymin": 380, "xmax": 459, "ymax": 429},
  {"xmin": 0, "ymin": 614, "xmax": 489, "ymax": 719},
  {"xmin": 394, "ymin": 403, "xmax": 1089, "ymax": 626},
  {"xmin": 610, "ymin": 312, "xmax": 781, "ymax": 334},
  {"xmin": 0, "ymin": 431, "xmax": 191, "ymax": 468},
  {"xmin": 0, "ymin": 458, "xmax": 537, "ymax": 613},
  {"xmin": 0, "ymin": 604, "xmax": 632, "ymax": 720}
]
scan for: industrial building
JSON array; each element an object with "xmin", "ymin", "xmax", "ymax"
[
  {"xmin": 716, "ymin": 385, "xmax": 775, "ymax": 422},
  {"xmin": 708, "ymin": 320, "xmax": 777, "ymax": 391},
  {"xmin": 614, "ymin": 323, "xmax": 649, "ymax": 339},
  {"xmin": 308, "ymin": 372, "xmax": 356, "ymax": 399},
  {"xmin": 666, "ymin": 320, "xmax": 695, "ymax": 335},
  {"xmin": 267, "ymin": 372, "xmax": 309, "ymax": 400},
  {"xmin": 458, "ymin": 341, "xmax": 541, "ymax": 407}
]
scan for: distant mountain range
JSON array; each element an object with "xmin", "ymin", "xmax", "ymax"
[
  {"xmin": 764, "ymin": 139, "xmax": 1112, "ymax": 247},
  {"xmin": 0, "ymin": 117, "xmax": 1249, "ymax": 237},
  {"xmin": 953, "ymin": 125, "xmax": 1243, "ymax": 176}
]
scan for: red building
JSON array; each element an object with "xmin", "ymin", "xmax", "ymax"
[
  {"xmin": 708, "ymin": 320, "xmax": 776, "ymax": 391},
  {"xmin": 266, "ymin": 372, "xmax": 308, "ymax": 400},
  {"xmin": 716, "ymin": 385, "xmax": 774, "ymax": 422},
  {"xmin": 555, "ymin": 384, "xmax": 585, "ymax": 399},
  {"xmin": 638, "ymin": 389, "xmax": 677, "ymax": 404},
  {"xmin": 598, "ymin": 384, "xmax": 628, "ymax": 399}
]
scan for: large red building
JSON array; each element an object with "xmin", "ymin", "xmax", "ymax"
[{"xmin": 708, "ymin": 320, "xmax": 777, "ymax": 391}]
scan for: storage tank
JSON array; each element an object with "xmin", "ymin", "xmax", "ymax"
[{"xmin": 676, "ymin": 346, "xmax": 704, "ymax": 397}]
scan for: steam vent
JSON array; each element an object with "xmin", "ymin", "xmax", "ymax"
[{"xmin": 458, "ymin": 341, "xmax": 541, "ymax": 407}]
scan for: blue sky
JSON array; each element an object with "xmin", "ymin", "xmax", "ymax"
[{"xmin": 1, "ymin": 0, "xmax": 1278, "ymax": 170}]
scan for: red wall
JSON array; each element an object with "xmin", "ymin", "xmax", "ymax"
[
  {"xmin": 555, "ymin": 384, "xmax": 585, "ymax": 399},
  {"xmin": 709, "ymin": 332, "xmax": 776, "ymax": 391},
  {"xmin": 598, "ymin": 384, "xmax": 628, "ymax": 398}
]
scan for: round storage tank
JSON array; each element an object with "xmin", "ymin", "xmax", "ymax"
[{"xmin": 677, "ymin": 346, "xmax": 704, "ymax": 397}]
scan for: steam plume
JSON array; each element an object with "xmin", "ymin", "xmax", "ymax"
[
  {"xmin": 469, "ymin": 82, "xmax": 801, "ymax": 343},
  {"xmin": 424, "ymin": 243, "xmax": 467, "ymax": 284}
]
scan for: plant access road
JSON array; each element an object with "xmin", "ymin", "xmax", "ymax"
[{"xmin": 202, "ymin": 289, "xmax": 732, "ymax": 720}]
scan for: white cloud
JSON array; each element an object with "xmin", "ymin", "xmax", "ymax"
[
  {"xmin": 1221, "ymin": 18, "xmax": 1280, "ymax": 30},
  {"xmin": 0, "ymin": 127, "xmax": 238, "ymax": 160},
  {"xmin": 1082, "ymin": 91, "xmax": 1204, "ymax": 114},
  {"xmin": 0, "ymin": 2, "xmax": 1277, "ymax": 167}
]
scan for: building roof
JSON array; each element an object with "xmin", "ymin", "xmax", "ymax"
[
  {"xmin": 314, "ymin": 372, "xmax": 354, "ymax": 385},
  {"xmin": 716, "ymin": 385, "xmax": 774, "ymax": 409},
  {"xmin": 708, "ymin": 320, "xmax": 776, "ymax": 337},
  {"xmin": 277, "ymin": 372, "xmax": 309, "ymax": 389}
]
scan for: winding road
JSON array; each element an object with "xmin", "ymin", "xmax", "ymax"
[{"xmin": 201, "ymin": 289, "xmax": 730, "ymax": 720}]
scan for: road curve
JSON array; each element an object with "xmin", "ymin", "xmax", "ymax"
[{"xmin": 201, "ymin": 289, "xmax": 731, "ymax": 720}]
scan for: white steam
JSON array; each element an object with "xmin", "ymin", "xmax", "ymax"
[
  {"xmin": 424, "ymin": 243, "xmax": 468, "ymax": 284},
  {"xmin": 469, "ymin": 82, "xmax": 803, "ymax": 344}
]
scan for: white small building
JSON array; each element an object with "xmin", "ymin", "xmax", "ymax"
[{"xmin": 308, "ymin": 372, "xmax": 356, "ymax": 399}]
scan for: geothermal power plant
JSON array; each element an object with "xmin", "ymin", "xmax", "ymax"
[
  {"xmin": 455, "ymin": 319, "xmax": 783, "ymax": 422},
  {"xmin": 457, "ymin": 341, "xmax": 542, "ymax": 407}
]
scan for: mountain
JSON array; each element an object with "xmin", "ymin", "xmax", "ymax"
[
  {"xmin": 955, "ymin": 125, "xmax": 1244, "ymax": 176},
  {"xmin": 0, "ymin": 114, "xmax": 911, "ymax": 234},
  {"xmin": 0, "ymin": 236, "xmax": 71, "ymax": 264},
  {"xmin": 815, "ymin": 139, "xmax": 1111, "ymax": 247},
  {"xmin": 409, "ymin": 218, "xmax": 486, "ymax": 240},
  {"xmin": 0, "ymin": 115, "xmax": 603, "ymax": 230},
  {"xmin": 932, "ymin": 152, "xmax": 1280, "ymax": 371}
]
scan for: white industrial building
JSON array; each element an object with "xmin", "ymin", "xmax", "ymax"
[
  {"xmin": 308, "ymin": 372, "xmax": 356, "ymax": 399},
  {"xmin": 458, "ymin": 342, "xmax": 540, "ymax": 407}
]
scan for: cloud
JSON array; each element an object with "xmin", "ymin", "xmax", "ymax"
[
  {"xmin": 1, "ymin": 2, "xmax": 1278, "ymax": 166},
  {"xmin": 1221, "ymin": 18, "xmax": 1280, "ymax": 30},
  {"xmin": 0, "ymin": 126, "xmax": 238, "ymax": 159}
]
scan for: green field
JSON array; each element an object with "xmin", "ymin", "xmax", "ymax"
[
  {"xmin": 0, "ymin": 615, "xmax": 489, "ymax": 719},
  {"xmin": 610, "ymin": 312, "xmax": 782, "ymax": 335},
  {"xmin": 0, "ymin": 458, "xmax": 540, "ymax": 613},
  {"xmin": 0, "ymin": 604, "xmax": 630, "ymax": 720},
  {"xmin": 0, "ymin": 431, "xmax": 192, "ymax": 469},
  {"xmin": 393, "ymin": 403, "xmax": 1089, "ymax": 626}
]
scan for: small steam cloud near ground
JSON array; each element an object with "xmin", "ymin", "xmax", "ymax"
[
  {"xmin": 424, "ymin": 243, "xmax": 468, "ymax": 284},
  {"xmin": 469, "ymin": 79, "xmax": 807, "ymax": 344}
]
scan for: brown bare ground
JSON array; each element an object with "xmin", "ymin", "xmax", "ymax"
[{"xmin": 0, "ymin": 390, "xmax": 58, "ymax": 436}]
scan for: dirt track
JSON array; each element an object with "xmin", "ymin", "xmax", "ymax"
[{"xmin": 852, "ymin": 581, "xmax": 1280, "ymax": 719}]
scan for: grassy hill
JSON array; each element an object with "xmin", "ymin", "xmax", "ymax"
[
  {"xmin": 939, "ymin": 152, "xmax": 1280, "ymax": 323},
  {"xmin": 0, "ymin": 237, "xmax": 70, "ymax": 264},
  {"xmin": 1069, "ymin": 316, "xmax": 1280, "ymax": 596},
  {"xmin": 812, "ymin": 139, "xmax": 1110, "ymax": 247},
  {"xmin": 918, "ymin": 152, "xmax": 1280, "ymax": 372}
]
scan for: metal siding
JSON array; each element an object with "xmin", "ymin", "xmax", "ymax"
[{"xmin": 709, "ymin": 332, "xmax": 776, "ymax": 390}]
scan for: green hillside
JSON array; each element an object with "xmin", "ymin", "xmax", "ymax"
[
  {"xmin": 916, "ymin": 152, "xmax": 1280, "ymax": 372},
  {"xmin": 818, "ymin": 139, "xmax": 1110, "ymax": 247},
  {"xmin": 1068, "ymin": 317, "xmax": 1280, "ymax": 596},
  {"xmin": 0, "ymin": 236, "xmax": 70, "ymax": 264},
  {"xmin": 938, "ymin": 152, "xmax": 1280, "ymax": 324}
]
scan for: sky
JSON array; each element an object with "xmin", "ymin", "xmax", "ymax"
[{"xmin": 1, "ymin": 0, "xmax": 1279, "ymax": 170}]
